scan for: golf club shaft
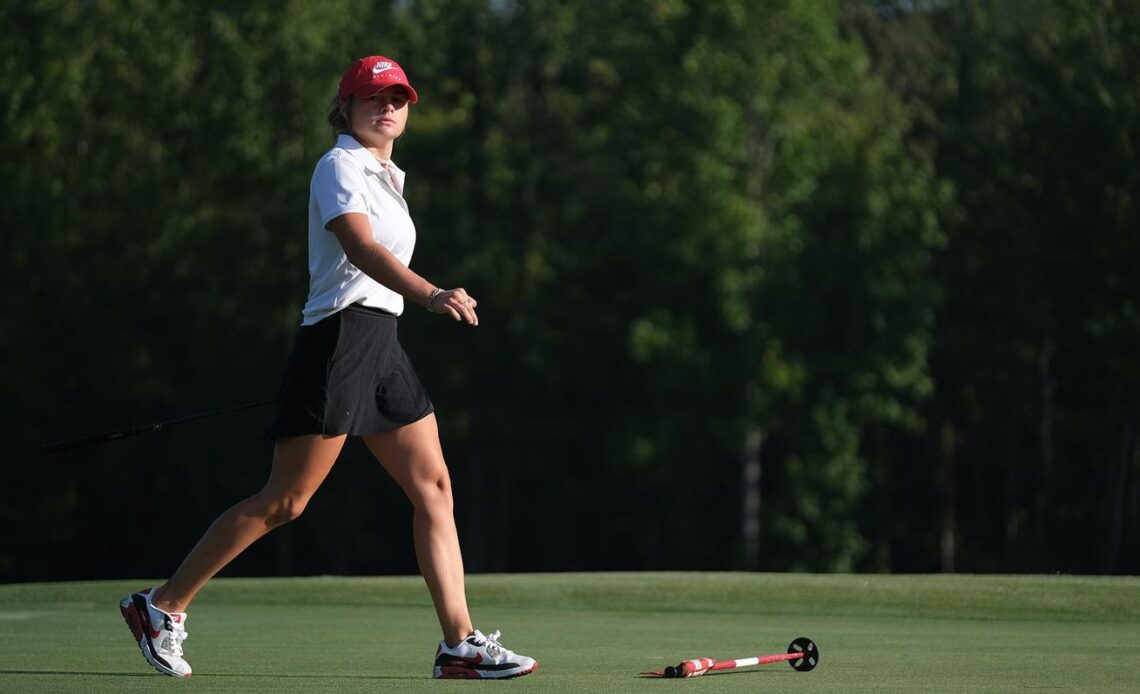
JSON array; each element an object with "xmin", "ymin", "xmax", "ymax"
[{"xmin": 41, "ymin": 399, "xmax": 276, "ymax": 454}]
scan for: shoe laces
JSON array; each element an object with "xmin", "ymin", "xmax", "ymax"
[
  {"xmin": 474, "ymin": 629, "xmax": 504, "ymax": 658},
  {"xmin": 160, "ymin": 622, "xmax": 188, "ymax": 657}
]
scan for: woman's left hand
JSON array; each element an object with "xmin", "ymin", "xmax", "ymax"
[{"xmin": 430, "ymin": 288, "xmax": 479, "ymax": 326}]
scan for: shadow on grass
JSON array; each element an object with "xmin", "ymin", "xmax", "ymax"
[{"xmin": 0, "ymin": 670, "xmax": 421, "ymax": 680}]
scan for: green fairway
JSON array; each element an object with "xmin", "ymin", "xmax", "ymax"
[{"xmin": 1, "ymin": 573, "xmax": 1138, "ymax": 692}]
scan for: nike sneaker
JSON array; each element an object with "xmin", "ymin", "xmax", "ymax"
[
  {"xmin": 119, "ymin": 588, "xmax": 192, "ymax": 677},
  {"xmin": 433, "ymin": 629, "xmax": 537, "ymax": 679}
]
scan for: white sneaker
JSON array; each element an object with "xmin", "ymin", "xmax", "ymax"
[
  {"xmin": 119, "ymin": 588, "xmax": 192, "ymax": 677},
  {"xmin": 433, "ymin": 629, "xmax": 537, "ymax": 679}
]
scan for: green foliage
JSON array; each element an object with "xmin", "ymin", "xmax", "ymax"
[
  {"xmin": 2, "ymin": 0, "xmax": 1135, "ymax": 580},
  {"xmin": 846, "ymin": 0, "xmax": 1140, "ymax": 573}
]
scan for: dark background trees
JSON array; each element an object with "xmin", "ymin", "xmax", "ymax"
[{"xmin": 2, "ymin": 0, "xmax": 1136, "ymax": 581}]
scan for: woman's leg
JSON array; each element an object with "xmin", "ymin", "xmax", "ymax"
[
  {"xmin": 150, "ymin": 433, "xmax": 346, "ymax": 613},
  {"xmin": 363, "ymin": 414, "xmax": 473, "ymax": 646}
]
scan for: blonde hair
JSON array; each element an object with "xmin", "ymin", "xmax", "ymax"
[{"xmin": 327, "ymin": 93, "xmax": 352, "ymax": 137}]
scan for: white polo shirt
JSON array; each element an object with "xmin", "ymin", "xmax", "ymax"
[{"xmin": 301, "ymin": 134, "xmax": 416, "ymax": 326}]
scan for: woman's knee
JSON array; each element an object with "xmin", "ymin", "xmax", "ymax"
[
  {"xmin": 249, "ymin": 491, "xmax": 311, "ymax": 528},
  {"xmin": 409, "ymin": 467, "xmax": 453, "ymax": 511}
]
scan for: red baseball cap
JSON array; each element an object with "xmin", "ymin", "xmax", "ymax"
[{"xmin": 338, "ymin": 55, "xmax": 419, "ymax": 103}]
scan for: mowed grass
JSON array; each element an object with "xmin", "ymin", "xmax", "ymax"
[{"xmin": 1, "ymin": 573, "xmax": 1138, "ymax": 693}]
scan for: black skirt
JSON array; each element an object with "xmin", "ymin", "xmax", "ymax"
[{"xmin": 267, "ymin": 304, "xmax": 434, "ymax": 439}]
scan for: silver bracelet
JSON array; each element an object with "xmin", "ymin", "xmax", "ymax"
[{"xmin": 426, "ymin": 287, "xmax": 444, "ymax": 312}]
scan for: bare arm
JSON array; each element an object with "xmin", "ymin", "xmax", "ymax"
[{"xmin": 328, "ymin": 212, "xmax": 478, "ymax": 325}]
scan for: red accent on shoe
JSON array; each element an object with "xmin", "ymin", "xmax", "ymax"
[
  {"xmin": 438, "ymin": 667, "xmax": 483, "ymax": 679},
  {"xmin": 508, "ymin": 661, "xmax": 538, "ymax": 679},
  {"xmin": 120, "ymin": 602, "xmax": 143, "ymax": 641},
  {"xmin": 137, "ymin": 604, "xmax": 163, "ymax": 639}
]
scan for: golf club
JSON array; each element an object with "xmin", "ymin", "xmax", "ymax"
[{"xmin": 41, "ymin": 399, "xmax": 276, "ymax": 454}]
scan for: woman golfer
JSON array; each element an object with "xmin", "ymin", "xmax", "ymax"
[{"xmin": 120, "ymin": 55, "xmax": 537, "ymax": 680}]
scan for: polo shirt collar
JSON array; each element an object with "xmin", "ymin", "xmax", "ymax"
[
  {"xmin": 337, "ymin": 134, "xmax": 385, "ymax": 174},
  {"xmin": 340, "ymin": 135, "xmax": 406, "ymax": 193},
  {"xmin": 336, "ymin": 134, "xmax": 407, "ymax": 193}
]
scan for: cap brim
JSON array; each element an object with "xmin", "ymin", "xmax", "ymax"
[{"xmin": 356, "ymin": 83, "xmax": 419, "ymax": 103}]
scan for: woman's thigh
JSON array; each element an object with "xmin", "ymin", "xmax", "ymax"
[
  {"xmin": 262, "ymin": 433, "xmax": 347, "ymax": 501},
  {"xmin": 362, "ymin": 414, "xmax": 449, "ymax": 501}
]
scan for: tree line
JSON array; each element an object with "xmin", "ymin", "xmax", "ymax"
[{"xmin": 1, "ymin": 0, "xmax": 1136, "ymax": 581}]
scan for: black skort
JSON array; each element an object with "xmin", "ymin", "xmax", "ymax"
[{"xmin": 267, "ymin": 304, "xmax": 434, "ymax": 439}]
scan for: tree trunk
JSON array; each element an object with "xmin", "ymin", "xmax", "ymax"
[
  {"xmin": 1108, "ymin": 417, "xmax": 1137, "ymax": 573},
  {"xmin": 940, "ymin": 419, "xmax": 957, "ymax": 572},
  {"xmin": 1005, "ymin": 437, "xmax": 1019, "ymax": 564},
  {"xmin": 741, "ymin": 426, "xmax": 764, "ymax": 570},
  {"xmin": 1036, "ymin": 346, "xmax": 1055, "ymax": 552}
]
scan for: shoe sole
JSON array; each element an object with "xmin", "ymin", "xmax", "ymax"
[
  {"xmin": 120, "ymin": 593, "xmax": 192, "ymax": 678},
  {"xmin": 434, "ymin": 661, "xmax": 538, "ymax": 680}
]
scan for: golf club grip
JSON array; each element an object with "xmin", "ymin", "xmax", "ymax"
[{"xmin": 41, "ymin": 428, "xmax": 136, "ymax": 454}]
